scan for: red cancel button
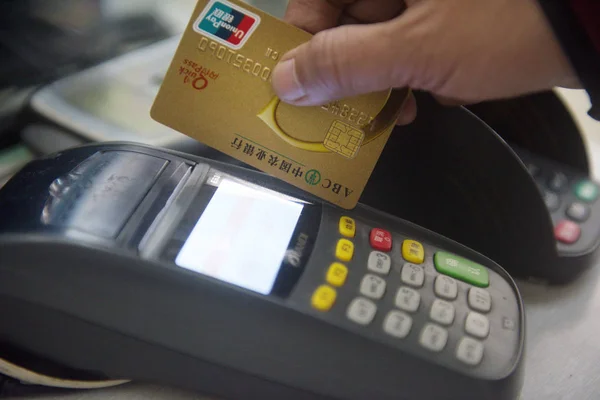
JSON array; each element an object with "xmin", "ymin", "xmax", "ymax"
[
  {"xmin": 554, "ymin": 220, "xmax": 581, "ymax": 244},
  {"xmin": 370, "ymin": 228, "xmax": 392, "ymax": 251}
]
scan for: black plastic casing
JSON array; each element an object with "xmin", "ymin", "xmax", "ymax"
[
  {"xmin": 0, "ymin": 142, "xmax": 525, "ymax": 400},
  {"xmin": 510, "ymin": 145, "xmax": 600, "ymax": 281},
  {"xmin": 464, "ymin": 91, "xmax": 600, "ymax": 283},
  {"xmin": 361, "ymin": 91, "xmax": 599, "ymax": 285}
]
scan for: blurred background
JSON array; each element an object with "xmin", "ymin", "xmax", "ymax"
[{"xmin": 0, "ymin": 0, "xmax": 289, "ymax": 185}]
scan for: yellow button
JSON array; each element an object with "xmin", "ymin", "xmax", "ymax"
[
  {"xmin": 311, "ymin": 285, "xmax": 337, "ymax": 311},
  {"xmin": 402, "ymin": 240, "xmax": 425, "ymax": 264},
  {"xmin": 326, "ymin": 263, "xmax": 348, "ymax": 287},
  {"xmin": 336, "ymin": 239, "xmax": 354, "ymax": 262},
  {"xmin": 339, "ymin": 216, "xmax": 356, "ymax": 238}
]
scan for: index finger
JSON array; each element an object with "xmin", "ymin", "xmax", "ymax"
[{"xmin": 283, "ymin": 0, "xmax": 350, "ymax": 33}]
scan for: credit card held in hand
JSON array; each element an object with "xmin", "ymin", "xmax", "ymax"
[{"xmin": 150, "ymin": 0, "xmax": 410, "ymax": 209}]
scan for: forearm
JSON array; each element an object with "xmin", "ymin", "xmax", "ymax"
[{"xmin": 537, "ymin": 0, "xmax": 600, "ymax": 120}]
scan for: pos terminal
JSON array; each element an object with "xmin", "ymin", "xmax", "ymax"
[{"xmin": 0, "ymin": 143, "xmax": 525, "ymax": 400}]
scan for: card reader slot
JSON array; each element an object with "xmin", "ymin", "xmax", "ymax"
[
  {"xmin": 138, "ymin": 163, "xmax": 210, "ymax": 259},
  {"xmin": 118, "ymin": 161, "xmax": 193, "ymax": 249}
]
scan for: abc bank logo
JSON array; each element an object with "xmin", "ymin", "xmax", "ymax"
[
  {"xmin": 304, "ymin": 169, "xmax": 354, "ymax": 198},
  {"xmin": 305, "ymin": 169, "xmax": 321, "ymax": 186}
]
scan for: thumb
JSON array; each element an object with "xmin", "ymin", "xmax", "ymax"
[{"xmin": 272, "ymin": 22, "xmax": 409, "ymax": 106}]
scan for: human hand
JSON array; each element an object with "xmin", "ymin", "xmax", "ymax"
[{"xmin": 271, "ymin": 0, "xmax": 581, "ymax": 125}]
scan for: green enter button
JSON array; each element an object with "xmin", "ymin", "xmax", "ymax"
[{"xmin": 434, "ymin": 252, "xmax": 489, "ymax": 287}]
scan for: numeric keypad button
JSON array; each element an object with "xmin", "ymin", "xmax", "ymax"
[
  {"xmin": 311, "ymin": 285, "xmax": 337, "ymax": 312},
  {"xmin": 465, "ymin": 312, "xmax": 490, "ymax": 339},
  {"xmin": 419, "ymin": 324, "xmax": 448, "ymax": 352},
  {"xmin": 335, "ymin": 239, "xmax": 354, "ymax": 262},
  {"xmin": 543, "ymin": 190, "xmax": 560, "ymax": 212},
  {"xmin": 575, "ymin": 179, "xmax": 599, "ymax": 203},
  {"xmin": 435, "ymin": 275, "xmax": 458, "ymax": 300},
  {"xmin": 326, "ymin": 263, "xmax": 348, "ymax": 287},
  {"xmin": 555, "ymin": 220, "xmax": 581, "ymax": 244},
  {"xmin": 370, "ymin": 228, "xmax": 392, "ymax": 252},
  {"xmin": 566, "ymin": 202, "xmax": 590, "ymax": 222},
  {"xmin": 395, "ymin": 287, "xmax": 420, "ymax": 312},
  {"xmin": 360, "ymin": 274, "xmax": 387, "ymax": 300},
  {"xmin": 347, "ymin": 297, "xmax": 377, "ymax": 325},
  {"xmin": 383, "ymin": 310, "xmax": 412, "ymax": 339},
  {"xmin": 339, "ymin": 216, "xmax": 356, "ymax": 238},
  {"xmin": 468, "ymin": 287, "xmax": 491, "ymax": 313},
  {"xmin": 368, "ymin": 251, "xmax": 391, "ymax": 275},
  {"xmin": 402, "ymin": 240, "xmax": 424, "ymax": 264},
  {"xmin": 401, "ymin": 263, "xmax": 425, "ymax": 287},
  {"xmin": 456, "ymin": 337, "xmax": 484, "ymax": 366},
  {"xmin": 430, "ymin": 299, "xmax": 455, "ymax": 325},
  {"xmin": 549, "ymin": 172, "xmax": 568, "ymax": 192}
]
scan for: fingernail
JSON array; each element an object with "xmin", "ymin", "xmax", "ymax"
[{"xmin": 272, "ymin": 58, "xmax": 305, "ymax": 102}]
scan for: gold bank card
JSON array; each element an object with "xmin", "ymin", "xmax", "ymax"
[{"xmin": 150, "ymin": 0, "xmax": 409, "ymax": 209}]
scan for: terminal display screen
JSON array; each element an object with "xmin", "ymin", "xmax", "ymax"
[{"xmin": 175, "ymin": 178, "xmax": 306, "ymax": 295}]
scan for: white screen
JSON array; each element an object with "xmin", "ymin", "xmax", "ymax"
[{"xmin": 175, "ymin": 178, "xmax": 304, "ymax": 295}]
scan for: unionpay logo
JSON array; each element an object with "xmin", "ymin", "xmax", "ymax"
[{"xmin": 194, "ymin": 0, "xmax": 260, "ymax": 49}]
